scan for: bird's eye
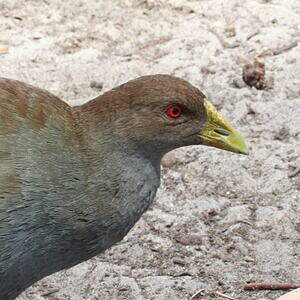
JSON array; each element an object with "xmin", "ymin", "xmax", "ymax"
[{"xmin": 166, "ymin": 105, "xmax": 183, "ymax": 118}]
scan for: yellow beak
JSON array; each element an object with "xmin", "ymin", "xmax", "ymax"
[{"xmin": 199, "ymin": 99, "xmax": 249, "ymax": 155}]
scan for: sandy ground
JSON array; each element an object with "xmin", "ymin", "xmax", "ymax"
[{"xmin": 1, "ymin": 0, "xmax": 299, "ymax": 299}]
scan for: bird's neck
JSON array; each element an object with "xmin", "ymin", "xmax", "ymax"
[
  {"xmin": 72, "ymin": 100, "xmax": 164, "ymax": 235},
  {"xmin": 66, "ymin": 112, "xmax": 163, "ymax": 254}
]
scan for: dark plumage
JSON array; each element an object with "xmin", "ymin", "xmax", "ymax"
[{"xmin": 0, "ymin": 75, "xmax": 248, "ymax": 299}]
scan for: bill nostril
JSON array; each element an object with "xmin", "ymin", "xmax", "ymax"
[{"xmin": 214, "ymin": 129, "xmax": 231, "ymax": 136}]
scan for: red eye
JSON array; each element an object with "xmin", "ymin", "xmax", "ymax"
[{"xmin": 166, "ymin": 105, "xmax": 183, "ymax": 118}]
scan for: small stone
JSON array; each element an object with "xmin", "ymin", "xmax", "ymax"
[
  {"xmin": 173, "ymin": 258, "xmax": 186, "ymax": 265},
  {"xmin": 165, "ymin": 221, "xmax": 173, "ymax": 228},
  {"xmin": 201, "ymin": 66, "xmax": 216, "ymax": 75},
  {"xmin": 274, "ymin": 126, "xmax": 289, "ymax": 141},
  {"xmin": 242, "ymin": 59, "xmax": 267, "ymax": 90},
  {"xmin": 157, "ymin": 269, "xmax": 172, "ymax": 276},
  {"xmin": 244, "ymin": 256, "xmax": 255, "ymax": 262},
  {"xmin": 225, "ymin": 27, "xmax": 236, "ymax": 38},
  {"xmin": 288, "ymin": 167, "xmax": 300, "ymax": 178},
  {"xmin": 90, "ymin": 81, "xmax": 103, "ymax": 90},
  {"xmin": 247, "ymin": 106, "xmax": 256, "ymax": 115}
]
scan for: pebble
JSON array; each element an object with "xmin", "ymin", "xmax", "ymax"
[
  {"xmin": 244, "ymin": 256, "xmax": 255, "ymax": 263},
  {"xmin": 90, "ymin": 81, "xmax": 103, "ymax": 90},
  {"xmin": 173, "ymin": 258, "xmax": 186, "ymax": 265}
]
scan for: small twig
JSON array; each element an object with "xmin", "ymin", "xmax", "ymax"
[
  {"xmin": 246, "ymin": 31, "xmax": 260, "ymax": 41},
  {"xmin": 256, "ymin": 50, "xmax": 272, "ymax": 58},
  {"xmin": 41, "ymin": 288, "xmax": 60, "ymax": 296},
  {"xmin": 214, "ymin": 291, "xmax": 237, "ymax": 300},
  {"xmin": 239, "ymin": 220, "xmax": 253, "ymax": 226},
  {"xmin": 273, "ymin": 42, "xmax": 298, "ymax": 55},
  {"xmin": 208, "ymin": 28, "xmax": 240, "ymax": 49},
  {"xmin": 190, "ymin": 288, "xmax": 204, "ymax": 299},
  {"xmin": 244, "ymin": 283, "xmax": 300, "ymax": 291},
  {"xmin": 288, "ymin": 168, "xmax": 300, "ymax": 178},
  {"xmin": 257, "ymin": 42, "xmax": 298, "ymax": 57}
]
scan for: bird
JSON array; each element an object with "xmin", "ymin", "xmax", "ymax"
[{"xmin": 0, "ymin": 74, "xmax": 248, "ymax": 299}]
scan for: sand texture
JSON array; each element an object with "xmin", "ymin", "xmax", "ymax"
[{"xmin": 0, "ymin": 0, "xmax": 299, "ymax": 299}]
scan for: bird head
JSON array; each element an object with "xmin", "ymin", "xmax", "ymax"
[{"xmin": 81, "ymin": 74, "xmax": 249, "ymax": 159}]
